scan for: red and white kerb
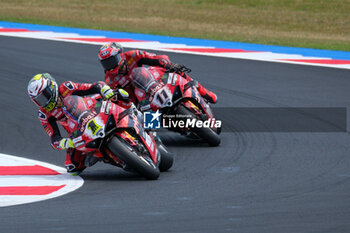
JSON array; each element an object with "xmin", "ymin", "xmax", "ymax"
[{"xmin": 0, "ymin": 153, "xmax": 83, "ymax": 207}]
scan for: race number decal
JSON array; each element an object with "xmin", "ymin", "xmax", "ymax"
[{"xmin": 87, "ymin": 119, "xmax": 101, "ymax": 136}]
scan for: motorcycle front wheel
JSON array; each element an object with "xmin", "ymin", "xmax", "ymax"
[
  {"xmin": 157, "ymin": 143, "xmax": 174, "ymax": 172},
  {"xmin": 107, "ymin": 136, "xmax": 160, "ymax": 180},
  {"xmin": 176, "ymin": 104, "xmax": 221, "ymax": 147}
]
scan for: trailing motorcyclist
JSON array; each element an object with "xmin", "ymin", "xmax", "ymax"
[
  {"xmin": 97, "ymin": 42, "xmax": 217, "ymax": 106},
  {"xmin": 129, "ymin": 66, "xmax": 221, "ymax": 146},
  {"xmin": 27, "ymin": 73, "xmax": 130, "ymax": 175}
]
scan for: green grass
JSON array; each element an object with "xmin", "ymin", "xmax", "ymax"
[{"xmin": 0, "ymin": 0, "xmax": 349, "ymax": 51}]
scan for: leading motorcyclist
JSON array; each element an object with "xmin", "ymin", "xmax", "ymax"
[
  {"xmin": 27, "ymin": 73, "xmax": 130, "ymax": 175},
  {"xmin": 97, "ymin": 42, "xmax": 217, "ymax": 106}
]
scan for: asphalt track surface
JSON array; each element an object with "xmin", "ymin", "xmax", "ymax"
[{"xmin": 1, "ymin": 36, "xmax": 350, "ymax": 233}]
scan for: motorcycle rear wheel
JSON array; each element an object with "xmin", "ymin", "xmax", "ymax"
[{"xmin": 107, "ymin": 136, "xmax": 160, "ymax": 180}]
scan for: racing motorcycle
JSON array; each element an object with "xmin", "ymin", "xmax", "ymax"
[
  {"xmin": 130, "ymin": 66, "xmax": 221, "ymax": 146},
  {"xmin": 63, "ymin": 94, "xmax": 173, "ymax": 180}
]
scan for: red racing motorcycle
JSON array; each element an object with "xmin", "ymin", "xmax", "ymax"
[
  {"xmin": 131, "ymin": 66, "xmax": 221, "ymax": 146},
  {"xmin": 63, "ymin": 94, "xmax": 173, "ymax": 180}
]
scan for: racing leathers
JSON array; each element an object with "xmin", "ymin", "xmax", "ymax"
[
  {"xmin": 37, "ymin": 81, "xmax": 130, "ymax": 175},
  {"xmin": 104, "ymin": 50, "xmax": 217, "ymax": 105}
]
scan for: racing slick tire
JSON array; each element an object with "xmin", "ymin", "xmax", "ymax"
[
  {"xmin": 176, "ymin": 105, "xmax": 221, "ymax": 147},
  {"xmin": 107, "ymin": 136, "xmax": 160, "ymax": 180},
  {"xmin": 158, "ymin": 143, "xmax": 174, "ymax": 172}
]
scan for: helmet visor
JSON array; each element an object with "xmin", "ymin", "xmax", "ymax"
[
  {"xmin": 32, "ymin": 81, "xmax": 56, "ymax": 108},
  {"xmin": 101, "ymin": 54, "xmax": 123, "ymax": 71}
]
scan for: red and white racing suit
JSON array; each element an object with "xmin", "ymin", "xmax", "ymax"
[
  {"xmin": 105, "ymin": 50, "xmax": 171, "ymax": 103},
  {"xmin": 104, "ymin": 49, "xmax": 216, "ymax": 105},
  {"xmin": 37, "ymin": 81, "xmax": 129, "ymax": 173}
]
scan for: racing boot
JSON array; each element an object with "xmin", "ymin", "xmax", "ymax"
[
  {"xmin": 65, "ymin": 149, "xmax": 87, "ymax": 176},
  {"xmin": 182, "ymin": 73, "xmax": 217, "ymax": 104},
  {"xmin": 196, "ymin": 83, "xmax": 217, "ymax": 104}
]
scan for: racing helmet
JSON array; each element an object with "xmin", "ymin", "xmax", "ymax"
[
  {"xmin": 27, "ymin": 73, "xmax": 59, "ymax": 111},
  {"xmin": 98, "ymin": 42, "xmax": 128, "ymax": 74}
]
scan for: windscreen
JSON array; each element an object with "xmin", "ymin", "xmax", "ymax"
[
  {"xmin": 130, "ymin": 67, "xmax": 156, "ymax": 92},
  {"xmin": 63, "ymin": 95, "xmax": 93, "ymax": 123}
]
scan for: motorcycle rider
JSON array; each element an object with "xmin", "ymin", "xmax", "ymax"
[
  {"xmin": 27, "ymin": 73, "xmax": 130, "ymax": 175},
  {"xmin": 97, "ymin": 42, "xmax": 217, "ymax": 105}
]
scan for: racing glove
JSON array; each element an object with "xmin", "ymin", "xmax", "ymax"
[
  {"xmin": 58, "ymin": 138, "xmax": 75, "ymax": 150},
  {"xmin": 165, "ymin": 63, "xmax": 183, "ymax": 74},
  {"xmin": 116, "ymin": 88, "xmax": 129, "ymax": 101},
  {"xmin": 101, "ymin": 85, "xmax": 116, "ymax": 100},
  {"xmin": 114, "ymin": 88, "xmax": 131, "ymax": 108}
]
